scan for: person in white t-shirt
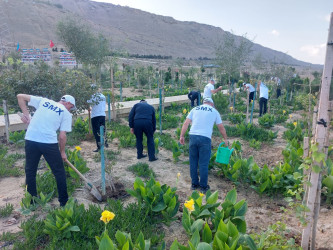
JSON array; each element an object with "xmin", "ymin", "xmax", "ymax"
[
  {"xmin": 17, "ymin": 94, "xmax": 76, "ymax": 207},
  {"xmin": 258, "ymin": 81, "xmax": 269, "ymax": 116},
  {"xmin": 87, "ymin": 91, "xmax": 108, "ymax": 152},
  {"xmin": 203, "ymin": 78, "xmax": 222, "ymax": 99},
  {"xmin": 179, "ymin": 97, "xmax": 228, "ymax": 193},
  {"xmin": 242, "ymin": 82, "xmax": 255, "ymax": 104}
]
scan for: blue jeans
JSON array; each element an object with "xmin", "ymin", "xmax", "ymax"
[{"xmin": 189, "ymin": 135, "xmax": 211, "ymax": 188}]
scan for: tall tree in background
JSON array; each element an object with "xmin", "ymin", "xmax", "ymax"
[
  {"xmin": 215, "ymin": 32, "xmax": 253, "ymax": 84},
  {"xmin": 57, "ymin": 18, "xmax": 110, "ymax": 81}
]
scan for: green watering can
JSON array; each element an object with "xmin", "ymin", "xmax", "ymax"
[{"xmin": 215, "ymin": 142, "xmax": 234, "ymax": 165}]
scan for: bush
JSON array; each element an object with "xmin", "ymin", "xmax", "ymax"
[
  {"xmin": 258, "ymin": 114, "xmax": 275, "ymax": 128},
  {"xmin": 127, "ymin": 162, "xmax": 155, "ymax": 178}
]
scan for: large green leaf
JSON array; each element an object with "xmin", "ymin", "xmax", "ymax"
[
  {"xmin": 198, "ymin": 209, "xmax": 212, "ymax": 218},
  {"xmin": 190, "ymin": 219, "xmax": 205, "ymax": 234},
  {"xmin": 206, "ymin": 191, "xmax": 219, "ymax": 204},
  {"xmin": 225, "ymin": 189, "xmax": 237, "ymax": 204},
  {"xmin": 202, "ymin": 223, "xmax": 212, "ymax": 243},
  {"xmin": 152, "ymin": 201, "xmax": 166, "ymax": 212},
  {"xmin": 196, "ymin": 242, "xmax": 213, "ymax": 250}
]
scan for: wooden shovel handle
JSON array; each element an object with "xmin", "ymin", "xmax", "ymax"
[{"xmin": 65, "ymin": 159, "xmax": 90, "ymax": 184}]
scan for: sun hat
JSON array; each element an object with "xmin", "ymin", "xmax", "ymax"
[
  {"xmin": 210, "ymin": 78, "xmax": 215, "ymax": 83},
  {"xmin": 203, "ymin": 97, "xmax": 214, "ymax": 104},
  {"xmin": 61, "ymin": 95, "xmax": 76, "ymax": 111},
  {"xmin": 243, "ymin": 82, "xmax": 246, "ymax": 85}
]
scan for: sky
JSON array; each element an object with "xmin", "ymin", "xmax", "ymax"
[{"xmin": 92, "ymin": 0, "xmax": 332, "ymax": 65}]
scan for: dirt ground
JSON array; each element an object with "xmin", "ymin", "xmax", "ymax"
[{"xmin": 1, "ymin": 93, "xmax": 333, "ymax": 249}]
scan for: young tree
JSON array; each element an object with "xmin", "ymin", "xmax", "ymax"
[
  {"xmin": 57, "ymin": 18, "xmax": 110, "ymax": 72},
  {"xmin": 215, "ymin": 31, "xmax": 253, "ymax": 84}
]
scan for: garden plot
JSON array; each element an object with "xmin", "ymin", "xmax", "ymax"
[{"xmin": 1, "ymin": 99, "xmax": 333, "ymax": 249}]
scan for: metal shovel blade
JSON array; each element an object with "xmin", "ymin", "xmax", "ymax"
[{"xmin": 65, "ymin": 160, "xmax": 103, "ymax": 201}]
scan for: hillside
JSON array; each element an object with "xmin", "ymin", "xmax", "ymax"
[{"xmin": 0, "ymin": 0, "xmax": 322, "ymax": 69}]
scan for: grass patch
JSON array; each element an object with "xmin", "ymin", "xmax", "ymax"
[
  {"xmin": 14, "ymin": 199, "xmax": 164, "ymax": 249},
  {"xmin": 0, "ymin": 145, "xmax": 24, "ymax": 177},
  {"xmin": 128, "ymin": 162, "xmax": 155, "ymax": 178},
  {"xmin": 0, "ymin": 203, "xmax": 14, "ymax": 218}
]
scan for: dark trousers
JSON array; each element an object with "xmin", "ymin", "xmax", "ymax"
[
  {"xmin": 189, "ymin": 96, "xmax": 199, "ymax": 107},
  {"xmin": 277, "ymin": 89, "xmax": 281, "ymax": 98},
  {"xmin": 92, "ymin": 116, "xmax": 106, "ymax": 149},
  {"xmin": 259, "ymin": 97, "xmax": 268, "ymax": 116},
  {"xmin": 25, "ymin": 140, "xmax": 68, "ymax": 206},
  {"xmin": 249, "ymin": 92, "xmax": 254, "ymax": 103},
  {"xmin": 134, "ymin": 119, "xmax": 155, "ymax": 160}
]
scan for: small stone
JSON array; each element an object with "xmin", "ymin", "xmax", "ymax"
[{"xmin": 320, "ymin": 208, "xmax": 329, "ymax": 213}]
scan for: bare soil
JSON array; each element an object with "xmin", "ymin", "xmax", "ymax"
[{"xmin": 1, "ymin": 105, "xmax": 333, "ymax": 249}]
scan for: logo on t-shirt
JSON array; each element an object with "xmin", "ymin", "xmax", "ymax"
[
  {"xmin": 42, "ymin": 102, "xmax": 64, "ymax": 116},
  {"xmin": 195, "ymin": 106, "xmax": 213, "ymax": 112}
]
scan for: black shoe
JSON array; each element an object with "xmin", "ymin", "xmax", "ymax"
[
  {"xmin": 137, "ymin": 154, "xmax": 147, "ymax": 159},
  {"xmin": 191, "ymin": 184, "xmax": 199, "ymax": 190},
  {"xmin": 93, "ymin": 148, "xmax": 99, "ymax": 152},
  {"xmin": 200, "ymin": 185, "xmax": 210, "ymax": 194},
  {"xmin": 149, "ymin": 157, "xmax": 158, "ymax": 162},
  {"xmin": 105, "ymin": 142, "xmax": 109, "ymax": 148}
]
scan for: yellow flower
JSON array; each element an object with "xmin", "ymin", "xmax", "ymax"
[
  {"xmin": 289, "ymin": 114, "xmax": 292, "ymax": 119},
  {"xmin": 199, "ymin": 192, "xmax": 204, "ymax": 197},
  {"xmin": 177, "ymin": 173, "xmax": 181, "ymax": 178},
  {"xmin": 75, "ymin": 146, "xmax": 82, "ymax": 151},
  {"xmin": 184, "ymin": 199, "xmax": 194, "ymax": 212},
  {"xmin": 229, "ymin": 106, "xmax": 233, "ymax": 111},
  {"xmin": 283, "ymin": 110, "xmax": 286, "ymax": 114},
  {"xmin": 183, "ymin": 109, "xmax": 187, "ymax": 114},
  {"xmin": 100, "ymin": 210, "xmax": 115, "ymax": 224},
  {"xmin": 293, "ymin": 122, "xmax": 297, "ymax": 127}
]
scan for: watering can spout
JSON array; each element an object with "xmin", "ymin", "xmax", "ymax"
[{"xmin": 215, "ymin": 142, "xmax": 234, "ymax": 165}]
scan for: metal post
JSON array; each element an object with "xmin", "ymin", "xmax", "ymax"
[
  {"xmin": 100, "ymin": 125, "xmax": 105, "ymax": 195},
  {"xmin": 159, "ymin": 88, "xmax": 162, "ymax": 135},
  {"xmin": 198, "ymin": 93, "xmax": 201, "ymax": 106},
  {"xmin": 250, "ymin": 82, "xmax": 257, "ymax": 123},
  {"xmin": 107, "ymin": 94, "xmax": 111, "ymax": 123},
  {"xmin": 181, "ymin": 80, "xmax": 183, "ymax": 92},
  {"xmin": 120, "ymin": 81, "xmax": 123, "ymax": 102},
  {"xmin": 3, "ymin": 100, "xmax": 10, "ymax": 143}
]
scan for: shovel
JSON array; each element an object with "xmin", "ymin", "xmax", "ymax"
[{"xmin": 65, "ymin": 159, "xmax": 102, "ymax": 201}]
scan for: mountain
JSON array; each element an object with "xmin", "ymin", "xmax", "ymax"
[{"xmin": 0, "ymin": 0, "xmax": 322, "ymax": 69}]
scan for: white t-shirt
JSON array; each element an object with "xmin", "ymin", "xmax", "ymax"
[
  {"xmin": 88, "ymin": 93, "xmax": 106, "ymax": 118},
  {"xmin": 245, "ymin": 83, "xmax": 255, "ymax": 93},
  {"xmin": 203, "ymin": 83, "xmax": 214, "ymax": 98},
  {"xmin": 187, "ymin": 104, "xmax": 222, "ymax": 139},
  {"xmin": 25, "ymin": 96, "xmax": 72, "ymax": 143},
  {"xmin": 259, "ymin": 82, "xmax": 269, "ymax": 99}
]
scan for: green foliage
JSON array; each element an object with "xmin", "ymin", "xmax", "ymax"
[
  {"xmin": 127, "ymin": 177, "xmax": 180, "ymax": 225},
  {"xmin": 0, "ymin": 145, "xmax": 24, "ymax": 177},
  {"xmin": 212, "ymin": 92, "xmax": 229, "ymax": 112},
  {"xmin": 0, "ymin": 203, "xmax": 14, "ymax": 218},
  {"xmin": 258, "ymin": 114, "xmax": 275, "ymax": 128},
  {"xmin": 249, "ymin": 139, "xmax": 261, "ymax": 150},
  {"xmin": 57, "ymin": 17, "xmax": 110, "ymax": 66},
  {"xmin": 9, "ymin": 130, "xmax": 26, "ymax": 147},
  {"xmin": 293, "ymin": 93, "xmax": 315, "ymax": 111},
  {"xmin": 283, "ymin": 123, "xmax": 304, "ymax": 142},
  {"xmin": 228, "ymin": 113, "xmax": 245, "ymax": 124},
  {"xmin": 172, "ymin": 141, "xmax": 183, "ymax": 162},
  {"xmin": 43, "ymin": 198, "xmax": 80, "ymax": 240},
  {"xmin": 179, "ymin": 189, "xmax": 256, "ymax": 250},
  {"xmin": 0, "ymin": 61, "xmax": 95, "ymax": 112},
  {"xmin": 252, "ymin": 221, "xmax": 301, "ymax": 249},
  {"xmin": 17, "ymin": 197, "xmax": 164, "ymax": 249},
  {"xmin": 64, "ymin": 148, "xmax": 89, "ymax": 180},
  {"xmin": 156, "ymin": 113, "xmax": 179, "ymax": 130},
  {"xmin": 128, "ymin": 162, "xmax": 156, "ymax": 178},
  {"xmin": 237, "ymin": 122, "xmax": 277, "ymax": 142}
]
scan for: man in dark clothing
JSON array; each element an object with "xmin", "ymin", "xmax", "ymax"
[
  {"xmin": 188, "ymin": 91, "xmax": 200, "ymax": 107},
  {"xmin": 128, "ymin": 100, "xmax": 158, "ymax": 162}
]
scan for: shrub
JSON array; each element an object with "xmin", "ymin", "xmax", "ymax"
[
  {"xmin": 258, "ymin": 114, "xmax": 275, "ymax": 128},
  {"xmin": 127, "ymin": 162, "xmax": 155, "ymax": 178},
  {"xmin": 0, "ymin": 203, "xmax": 14, "ymax": 218}
]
